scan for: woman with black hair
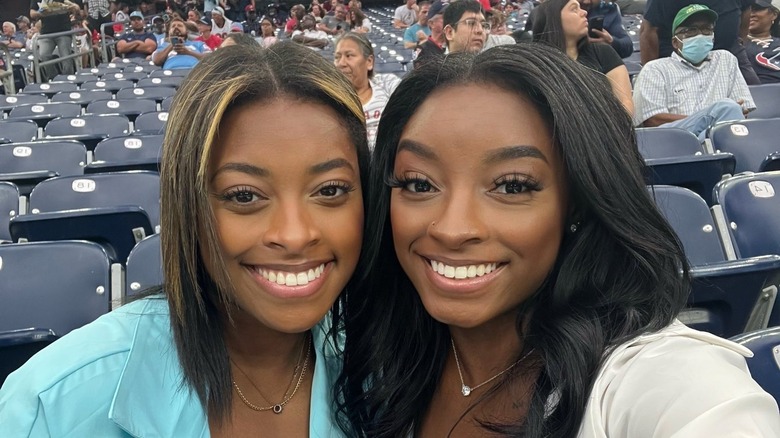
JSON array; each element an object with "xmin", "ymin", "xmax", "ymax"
[
  {"xmin": 747, "ymin": 0, "xmax": 780, "ymax": 83},
  {"xmin": 336, "ymin": 43, "xmax": 780, "ymax": 437},
  {"xmin": 532, "ymin": 0, "xmax": 633, "ymax": 116}
]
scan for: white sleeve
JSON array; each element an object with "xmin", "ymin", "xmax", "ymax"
[{"xmin": 632, "ymin": 62, "xmax": 671, "ymax": 126}]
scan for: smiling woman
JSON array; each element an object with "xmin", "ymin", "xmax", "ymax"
[
  {"xmin": 337, "ymin": 44, "xmax": 780, "ymax": 437},
  {"xmin": 0, "ymin": 43, "xmax": 369, "ymax": 437}
]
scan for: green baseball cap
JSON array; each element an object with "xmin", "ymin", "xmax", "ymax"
[{"xmin": 672, "ymin": 4, "xmax": 718, "ymax": 34}]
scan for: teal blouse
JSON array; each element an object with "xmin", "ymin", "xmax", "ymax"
[{"xmin": 0, "ymin": 297, "xmax": 346, "ymax": 437}]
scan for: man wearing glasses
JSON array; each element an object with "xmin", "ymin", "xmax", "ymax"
[
  {"xmin": 633, "ymin": 4, "xmax": 754, "ymax": 140},
  {"xmin": 443, "ymin": 0, "xmax": 488, "ymax": 54}
]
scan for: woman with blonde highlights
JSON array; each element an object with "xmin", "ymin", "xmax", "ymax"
[{"xmin": 0, "ymin": 43, "xmax": 369, "ymax": 436}]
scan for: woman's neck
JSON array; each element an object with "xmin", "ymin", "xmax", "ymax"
[
  {"xmin": 566, "ymin": 41, "xmax": 579, "ymax": 60},
  {"xmin": 751, "ymin": 29, "xmax": 772, "ymax": 39},
  {"xmin": 356, "ymin": 80, "xmax": 373, "ymax": 105}
]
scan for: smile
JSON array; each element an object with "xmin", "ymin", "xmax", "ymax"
[
  {"xmin": 429, "ymin": 259, "xmax": 498, "ymax": 280},
  {"xmin": 256, "ymin": 263, "xmax": 326, "ymax": 287}
]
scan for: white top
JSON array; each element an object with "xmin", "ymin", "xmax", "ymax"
[
  {"xmin": 577, "ymin": 321, "xmax": 780, "ymax": 437},
  {"xmin": 211, "ymin": 17, "xmax": 234, "ymax": 38},
  {"xmin": 632, "ymin": 50, "xmax": 755, "ymax": 127},
  {"xmin": 364, "ymin": 73, "xmax": 401, "ymax": 151},
  {"xmin": 394, "ymin": 5, "xmax": 417, "ymax": 27},
  {"xmin": 291, "ymin": 29, "xmax": 329, "ymax": 50}
]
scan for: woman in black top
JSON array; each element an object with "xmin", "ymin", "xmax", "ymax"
[
  {"xmin": 746, "ymin": 0, "xmax": 780, "ymax": 84},
  {"xmin": 532, "ymin": 0, "xmax": 633, "ymax": 115}
]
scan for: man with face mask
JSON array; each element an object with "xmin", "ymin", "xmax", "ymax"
[{"xmin": 633, "ymin": 4, "xmax": 755, "ymax": 140}]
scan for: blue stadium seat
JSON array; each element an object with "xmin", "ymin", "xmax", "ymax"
[
  {"xmin": 0, "ymin": 240, "xmax": 111, "ymax": 335},
  {"xmin": 0, "ymin": 94, "xmax": 48, "ymax": 114},
  {"xmin": 0, "ymin": 182, "xmax": 19, "ymax": 241},
  {"xmin": 137, "ymin": 76, "xmax": 183, "ymax": 89},
  {"xmin": 106, "ymin": 71, "xmax": 147, "ymax": 82},
  {"xmin": 53, "ymin": 73, "xmax": 92, "ymax": 85},
  {"xmin": 44, "ymin": 114, "xmax": 131, "ymax": 151},
  {"xmin": 730, "ymin": 327, "xmax": 780, "ymax": 405},
  {"xmin": 133, "ymin": 111, "xmax": 168, "ymax": 135},
  {"xmin": 20, "ymin": 81, "xmax": 79, "ymax": 97},
  {"xmin": 86, "ymin": 98, "xmax": 157, "ymax": 121},
  {"xmin": 0, "ymin": 328, "xmax": 57, "ymax": 387},
  {"xmin": 148, "ymin": 68, "xmax": 191, "ymax": 78},
  {"xmin": 10, "ymin": 171, "xmax": 160, "ymax": 262},
  {"xmin": 51, "ymin": 90, "xmax": 113, "ymax": 106},
  {"xmin": 651, "ymin": 185, "xmax": 780, "ymax": 337},
  {"xmin": 709, "ymin": 118, "xmax": 780, "ymax": 173},
  {"xmin": 126, "ymin": 233, "xmax": 162, "ymax": 296},
  {"xmin": 86, "ymin": 134, "xmax": 163, "ymax": 173},
  {"xmin": 0, "ymin": 140, "xmax": 86, "ymax": 196},
  {"xmin": 7, "ymin": 102, "xmax": 82, "ymax": 127},
  {"xmin": 116, "ymin": 86, "xmax": 176, "ymax": 103},
  {"xmin": 123, "ymin": 64, "xmax": 158, "ymax": 74},
  {"xmin": 748, "ymin": 84, "xmax": 780, "ymax": 119},
  {"xmin": 80, "ymin": 79, "xmax": 134, "ymax": 93},
  {"xmin": 0, "ymin": 120, "xmax": 38, "ymax": 143},
  {"xmin": 78, "ymin": 66, "xmax": 122, "ymax": 76},
  {"xmin": 637, "ymin": 127, "xmax": 735, "ymax": 205}
]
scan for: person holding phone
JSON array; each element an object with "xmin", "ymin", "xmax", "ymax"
[
  {"xmin": 152, "ymin": 17, "xmax": 211, "ymax": 69},
  {"xmin": 579, "ymin": 0, "xmax": 634, "ymax": 57}
]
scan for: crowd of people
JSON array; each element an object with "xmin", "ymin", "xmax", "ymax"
[{"xmin": 1, "ymin": 1, "xmax": 780, "ymax": 435}]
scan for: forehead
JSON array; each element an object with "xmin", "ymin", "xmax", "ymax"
[{"xmin": 680, "ymin": 15, "xmax": 714, "ymax": 27}]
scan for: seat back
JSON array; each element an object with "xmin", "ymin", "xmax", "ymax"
[
  {"xmin": 636, "ymin": 127, "xmax": 704, "ymax": 159},
  {"xmin": 0, "ymin": 94, "xmax": 47, "ymax": 113},
  {"xmin": 51, "ymin": 90, "xmax": 113, "ymax": 106},
  {"xmin": 28, "ymin": 171, "xmax": 161, "ymax": 227},
  {"xmin": 731, "ymin": 327, "xmax": 780, "ymax": 405},
  {"xmin": 0, "ymin": 120, "xmax": 38, "ymax": 143},
  {"xmin": 44, "ymin": 114, "xmax": 131, "ymax": 139},
  {"xmin": 8, "ymin": 102, "xmax": 82, "ymax": 121},
  {"xmin": 116, "ymin": 86, "xmax": 176, "ymax": 102},
  {"xmin": 137, "ymin": 76, "xmax": 183, "ymax": 89},
  {"xmin": 80, "ymin": 79, "xmax": 134, "ymax": 92},
  {"xmin": 86, "ymin": 99, "xmax": 157, "ymax": 118},
  {"xmin": 134, "ymin": 111, "xmax": 169, "ymax": 134},
  {"xmin": 715, "ymin": 171, "xmax": 780, "ymax": 259},
  {"xmin": 126, "ymin": 234, "xmax": 162, "ymax": 295},
  {"xmin": 650, "ymin": 185, "xmax": 726, "ymax": 265},
  {"xmin": 20, "ymin": 81, "xmax": 79, "ymax": 96},
  {"xmin": 92, "ymin": 134, "xmax": 163, "ymax": 165},
  {"xmin": 0, "ymin": 182, "xmax": 19, "ymax": 241},
  {"xmin": 709, "ymin": 118, "xmax": 780, "ymax": 173},
  {"xmin": 748, "ymin": 84, "xmax": 780, "ymax": 119},
  {"xmin": 0, "ymin": 241, "xmax": 111, "ymax": 335},
  {"xmin": 0, "ymin": 328, "xmax": 58, "ymax": 387}
]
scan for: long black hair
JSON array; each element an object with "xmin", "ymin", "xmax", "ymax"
[
  {"xmin": 336, "ymin": 43, "xmax": 689, "ymax": 437},
  {"xmin": 532, "ymin": 0, "xmax": 588, "ymax": 54}
]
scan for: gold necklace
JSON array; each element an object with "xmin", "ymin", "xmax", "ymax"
[
  {"xmin": 231, "ymin": 333, "xmax": 312, "ymax": 414},
  {"xmin": 451, "ymin": 337, "xmax": 534, "ymax": 397}
]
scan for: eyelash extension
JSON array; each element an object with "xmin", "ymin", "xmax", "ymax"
[
  {"xmin": 319, "ymin": 180, "xmax": 356, "ymax": 195},
  {"xmin": 493, "ymin": 174, "xmax": 542, "ymax": 192},
  {"xmin": 215, "ymin": 186, "xmax": 260, "ymax": 202},
  {"xmin": 384, "ymin": 173, "xmax": 429, "ymax": 188}
]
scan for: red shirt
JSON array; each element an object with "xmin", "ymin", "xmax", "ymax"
[{"xmin": 196, "ymin": 34, "xmax": 223, "ymax": 50}]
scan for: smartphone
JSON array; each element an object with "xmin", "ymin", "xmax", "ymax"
[
  {"xmin": 170, "ymin": 36, "xmax": 182, "ymax": 45},
  {"xmin": 588, "ymin": 16, "xmax": 604, "ymax": 38}
]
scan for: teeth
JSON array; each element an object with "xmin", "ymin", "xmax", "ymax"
[
  {"xmin": 257, "ymin": 263, "xmax": 326, "ymax": 287},
  {"xmin": 429, "ymin": 260, "xmax": 498, "ymax": 280}
]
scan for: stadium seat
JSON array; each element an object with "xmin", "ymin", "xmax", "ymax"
[
  {"xmin": 0, "ymin": 94, "xmax": 47, "ymax": 114},
  {"xmin": 20, "ymin": 81, "xmax": 79, "ymax": 97},
  {"xmin": 80, "ymin": 79, "xmax": 134, "ymax": 93},
  {"xmin": 86, "ymin": 134, "xmax": 163, "ymax": 173},
  {"xmin": 116, "ymin": 86, "xmax": 176, "ymax": 102},
  {"xmin": 86, "ymin": 98, "xmax": 157, "ymax": 121},
  {"xmin": 7, "ymin": 102, "xmax": 82, "ymax": 127},
  {"xmin": 133, "ymin": 111, "xmax": 168, "ymax": 134},
  {"xmin": 0, "ymin": 140, "xmax": 87, "ymax": 196},
  {"xmin": 148, "ymin": 68, "xmax": 191, "ymax": 78},
  {"xmin": 0, "ymin": 182, "xmax": 19, "ymax": 241},
  {"xmin": 0, "ymin": 240, "xmax": 111, "ymax": 335},
  {"xmin": 651, "ymin": 185, "xmax": 780, "ymax": 337},
  {"xmin": 730, "ymin": 327, "xmax": 780, "ymax": 405},
  {"xmin": 637, "ymin": 127, "xmax": 735, "ymax": 205},
  {"xmin": 126, "ymin": 233, "xmax": 162, "ymax": 296},
  {"xmin": 123, "ymin": 64, "xmax": 158, "ymax": 74},
  {"xmin": 44, "ymin": 114, "xmax": 131, "ymax": 151},
  {"xmin": 160, "ymin": 95, "xmax": 174, "ymax": 111},
  {"xmin": 10, "ymin": 171, "xmax": 160, "ymax": 262},
  {"xmin": 78, "ymin": 66, "xmax": 122, "ymax": 77},
  {"xmin": 0, "ymin": 328, "xmax": 58, "ymax": 387},
  {"xmin": 53, "ymin": 73, "xmax": 92, "ymax": 85},
  {"xmin": 0, "ymin": 120, "xmax": 38, "ymax": 143},
  {"xmin": 709, "ymin": 118, "xmax": 780, "ymax": 173},
  {"xmin": 105, "ymin": 71, "xmax": 147, "ymax": 82},
  {"xmin": 748, "ymin": 84, "xmax": 780, "ymax": 119},
  {"xmin": 51, "ymin": 90, "xmax": 113, "ymax": 106},
  {"xmin": 137, "ymin": 76, "xmax": 183, "ymax": 89}
]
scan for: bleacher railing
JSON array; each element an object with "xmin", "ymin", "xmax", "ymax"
[
  {"xmin": 31, "ymin": 28, "xmax": 96, "ymax": 83},
  {"xmin": 0, "ymin": 45, "xmax": 15, "ymax": 94},
  {"xmin": 99, "ymin": 21, "xmax": 126, "ymax": 65}
]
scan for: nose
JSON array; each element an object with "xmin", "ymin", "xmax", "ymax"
[
  {"xmin": 427, "ymin": 190, "xmax": 487, "ymax": 249},
  {"xmin": 262, "ymin": 199, "xmax": 321, "ymax": 253}
]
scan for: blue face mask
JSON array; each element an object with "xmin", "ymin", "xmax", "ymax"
[{"xmin": 677, "ymin": 34, "xmax": 714, "ymax": 64}]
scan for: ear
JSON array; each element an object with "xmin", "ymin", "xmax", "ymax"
[
  {"xmin": 367, "ymin": 54, "xmax": 374, "ymax": 72},
  {"xmin": 444, "ymin": 24, "xmax": 454, "ymax": 42}
]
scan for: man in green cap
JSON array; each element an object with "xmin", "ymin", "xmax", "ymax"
[{"xmin": 633, "ymin": 4, "xmax": 755, "ymax": 140}]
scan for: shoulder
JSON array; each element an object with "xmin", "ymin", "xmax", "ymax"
[{"xmin": 583, "ymin": 322, "xmax": 780, "ymax": 437}]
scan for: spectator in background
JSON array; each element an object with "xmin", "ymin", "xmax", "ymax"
[
  {"xmin": 258, "ymin": 16, "xmax": 279, "ymax": 46},
  {"xmin": 0, "ymin": 22, "xmax": 25, "ymax": 50},
  {"xmin": 152, "ymin": 15, "xmax": 166, "ymax": 44},
  {"xmin": 25, "ymin": 20, "xmax": 41, "ymax": 51},
  {"xmin": 746, "ymin": 0, "xmax": 780, "ymax": 83},
  {"xmin": 30, "ymin": 0, "xmax": 80, "ymax": 80},
  {"xmin": 152, "ymin": 17, "xmax": 211, "ymax": 68},
  {"xmin": 413, "ymin": 0, "xmax": 447, "ymax": 67},
  {"xmin": 349, "ymin": 8, "xmax": 372, "ymax": 33},
  {"xmin": 229, "ymin": 22, "xmax": 244, "ymax": 32},
  {"xmin": 293, "ymin": 14, "xmax": 329, "ymax": 49},
  {"xmin": 578, "ymin": 0, "xmax": 634, "ymax": 58},
  {"xmin": 484, "ymin": 8, "xmax": 517, "ymax": 48},
  {"xmin": 84, "ymin": 0, "xmax": 111, "ymax": 35},
  {"xmin": 16, "ymin": 15, "xmax": 31, "ymax": 36},
  {"xmin": 242, "ymin": 5, "xmax": 261, "ymax": 33},
  {"xmin": 139, "ymin": 0, "xmax": 157, "ymax": 15},
  {"xmin": 443, "ymin": 0, "xmax": 488, "ymax": 54},
  {"xmin": 403, "ymin": 1, "xmax": 431, "ymax": 48},
  {"xmin": 641, "ymin": 0, "xmax": 760, "ymax": 84},
  {"xmin": 335, "ymin": 32, "xmax": 402, "ymax": 150},
  {"xmin": 219, "ymin": 31, "xmax": 259, "ymax": 46},
  {"xmin": 319, "ymin": 3, "xmax": 350, "ymax": 35},
  {"xmin": 633, "ymin": 4, "xmax": 754, "ymax": 139},
  {"xmin": 114, "ymin": 1, "xmax": 130, "ymax": 24},
  {"xmin": 187, "ymin": 8, "xmax": 201, "ymax": 24},
  {"xmin": 116, "ymin": 11, "xmax": 158, "ymax": 59},
  {"xmin": 286, "ymin": 4, "xmax": 306, "ymax": 36},
  {"xmin": 196, "ymin": 17, "xmax": 223, "ymax": 50},
  {"xmin": 310, "ymin": 3, "xmax": 326, "ymax": 22},
  {"xmin": 211, "ymin": 6, "xmax": 233, "ymax": 37},
  {"xmin": 533, "ymin": 0, "xmax": 634, "ymax": 115},
  {"xmin": 394, "ymin": 0, "xmax": 418, "ymax": 28}
]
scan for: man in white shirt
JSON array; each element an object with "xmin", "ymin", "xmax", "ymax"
[
  {"xmin": 210, "ymin": 6, "xmax": 233, "ymax": 38},
  {"xmin": 394, "ymin": 0, "xmax": 418, "ymax": 29},
  {"xmin": 633, "ymin": 4, "xmax": 754, "ymax": 141},
  {"xmin": 292, "ymin": 15, "xmax": 329, "ymax": 50}
]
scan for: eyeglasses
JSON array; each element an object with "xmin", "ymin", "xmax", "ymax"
[
  {"xmin": 674, "ymin": 25, "xmax": 715, "ymax": 38},
  {"xmin": 454, "ymin": 18, "xmax": 491, "ymax": 32}
]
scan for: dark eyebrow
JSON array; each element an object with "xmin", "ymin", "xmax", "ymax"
[
  {"xmin": 309, "ymin": 158, "xmax": 355, "ymax": 175},
  {"xmin": 212, "ymin": 162, "xmax": 268, "ymax": 181},
  {"xmin": 482, "ymin": 145, "xmax": 549, "ymax": 165},
  {"xmin": 397, "ymin": 139, "xmax": 438, "ymax": 161}
]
